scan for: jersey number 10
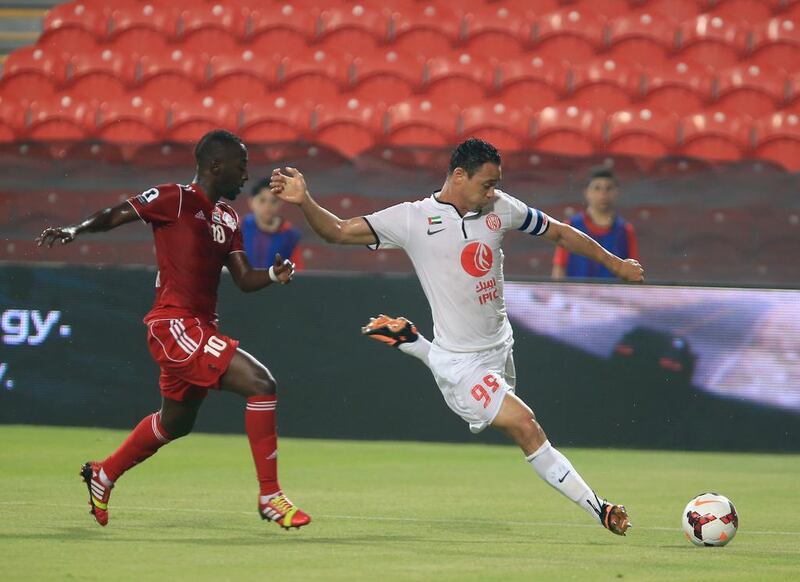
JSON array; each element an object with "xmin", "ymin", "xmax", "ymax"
[{"xmin": 211, "ymin": 224, "xmax": 226, "ymax": 243}]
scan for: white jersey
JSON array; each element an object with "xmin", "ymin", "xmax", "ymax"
[{"xmin": 364, "ymin": 190, "xmax": 550, "ymax": 352}]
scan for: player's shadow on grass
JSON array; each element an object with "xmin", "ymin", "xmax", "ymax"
[{"xmin": 2, "ymin": 529, "xmax": 426, "ymax": 547}]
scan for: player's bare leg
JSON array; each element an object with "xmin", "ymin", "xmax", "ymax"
[
  {"xmin": 220, "ymin": 348, "xmax": 310, "ymax": 529},
  {"xmin": 492, "ymin": 393, "xmax": 631, "ymax": 536},
  {"xmin": 82, "ymin": 397, "xmax": 201, "ymax": 526}
]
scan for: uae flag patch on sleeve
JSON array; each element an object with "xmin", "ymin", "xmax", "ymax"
[{"xmin": 427, "ymin": 216, "xmax": 442, "ymax": 225}]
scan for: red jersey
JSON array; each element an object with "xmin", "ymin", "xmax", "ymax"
[{"xmin": 127, "ymin": 183, "xmax": 244, "ymax": 323}]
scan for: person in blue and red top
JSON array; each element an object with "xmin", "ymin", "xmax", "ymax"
[
  {"xmin": 243, "ymin": 177, "xmax": 303, "ymax": 270},
  {"xmin": 35, "ymin": 130, "xmax": 310, "ymax": 531},
  {"xmin": 552, "ymin": 166, "xmax": 639, "ymax": 279}
]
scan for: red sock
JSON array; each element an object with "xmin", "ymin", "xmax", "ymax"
[
  {"xmin": 245, "ymin": 395, "xmax": 280, "ymax": 496},
  {"xmin": 102, "ymin": 412, "xmax": 172, "ymax": 482}
]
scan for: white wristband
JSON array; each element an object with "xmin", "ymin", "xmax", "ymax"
[{"xmin": 268, "ymin": 265, "xmax": 280, "ymax": 283}]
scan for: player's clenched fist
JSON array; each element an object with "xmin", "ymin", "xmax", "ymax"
[
  {"xmin": 616, "ymin": 258, "xmax": 644, "ymax": 282},
  {"xmin": 36, "ymin": 225, "xmax": 78, "ymax": 247},
  {"xmin": 270, "ymin": 253, "xmax": 295, "ymax": 285}
]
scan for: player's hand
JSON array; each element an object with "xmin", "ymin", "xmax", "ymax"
[
  {"xmin": 271, "ymin": 253, "xmax": 295, "ymax": 285},
  {"xmin": 35, "ymin": 225, "xmax": 78, "ymax": 248},
  {"xmin": 269, "ymin": 167, "xmax": 308, "ymax": 205},
  {"xmin": 616, "ymin": 258, "xmax": 644, "ymax": 282}
]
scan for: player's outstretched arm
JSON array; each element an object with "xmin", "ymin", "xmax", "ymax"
[
  {"xmin": 35, "ymin": 201, "xmax": 140, "ymax": 248},
  {"xmin": 226, "ymin": 252, "xmax": 294, "ymax": 292},
  {"xmin": 542, "ymin": 219, "xmax": 644, "ymax": 282},
  {"xmin": 269, "ymin": 167, "xmax": 376, "ymax": 246}
]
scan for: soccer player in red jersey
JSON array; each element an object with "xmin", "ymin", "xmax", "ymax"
[{"xmin": 35, "ymin": 130, "xmax": 310, "ymax": 530}]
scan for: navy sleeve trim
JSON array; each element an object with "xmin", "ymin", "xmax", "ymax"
[{"xmin": 518, "ymin": 207, "xmax": 533, "ymax": 232}]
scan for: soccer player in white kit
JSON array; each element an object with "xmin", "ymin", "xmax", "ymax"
[{"xmin": 270, "ymin": 139, "xmax": 643, "ymax": 536}]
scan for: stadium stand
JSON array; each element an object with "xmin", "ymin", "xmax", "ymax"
[{"xmin": 0, "ymin": 0, "xmax": 798, "ymax": 286}]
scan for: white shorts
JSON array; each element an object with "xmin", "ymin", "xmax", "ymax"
[{"xmin": 428, "ymin": 336, "xmax": 517, "ymax": 434}]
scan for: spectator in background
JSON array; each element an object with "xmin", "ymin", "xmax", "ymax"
[
  {"xmin": 243, "ymin": 177, "xmax": 303, "ymax": 270},
  {"xmin": 552, "ymin": 166, "xmax": 638, "ymax": 279}
]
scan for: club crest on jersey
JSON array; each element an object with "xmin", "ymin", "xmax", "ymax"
[
  {"xmin": 486, "ymin": 213, "xmax": 502, "ymax": 231},
  {"xmin": 460, "ymin": 242, "xmax": 493, "ymax": 277}
]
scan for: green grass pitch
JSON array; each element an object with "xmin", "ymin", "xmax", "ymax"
[{"xmin": 2, "ymin": 425, "xmax": 799, "ymax": 581}]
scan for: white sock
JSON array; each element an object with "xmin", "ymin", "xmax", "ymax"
[
  {"xmin": 98, "ymin": 468, "xmax": 114, "ymax": 487},
  {"xmin": 398, "ymin": 333, "xmax": 432, "ymax": 366},
  {"xmin": 526, "ymin": 440, "xmax": 603, "ymax": 523}
]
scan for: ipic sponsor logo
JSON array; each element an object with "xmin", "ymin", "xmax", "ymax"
[
  {"xmin": 475, "ymin": 277, "xmax": 498, "ymax": 305},
  {"xmin": 461, "ymin": 242, "xmax": 493, "ymax": 277}
]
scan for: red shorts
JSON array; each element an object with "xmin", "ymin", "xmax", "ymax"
[{"xmin": 146, "ymin": 317, "xmax": 239, "ymax": 401}]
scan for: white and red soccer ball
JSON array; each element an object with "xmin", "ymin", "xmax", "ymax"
[{"xmin": 682, "ymin": 492, "xmax": 739, "ymax": 547}]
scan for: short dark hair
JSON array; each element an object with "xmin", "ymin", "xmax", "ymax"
[
  {"xmin": 448, "ymin": 138, "xmax": 501, "ymax": 177},
  {"xmin": 250, "ymin": 176, "xmax": 271, "ymax": 196},
  {"xmin": 586, "ymin": 165, "xmax": 617, "ymax": 185},
  {"xmin": 194, "ymin": 129, "xmax": 244, "ymax": 168}
]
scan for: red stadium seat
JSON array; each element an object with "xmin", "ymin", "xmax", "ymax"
[
  {"xmin": 641, "ymin": 61, "xmax": 714, "ymax": 117},
  {"xmin": 573, "ymin": 0, "xmax": 631, "ymax": 19},
  {"xmin": 136, "ymin": 50, "xmax": 207, "ymax": 106},
  {"xmin": 531, "ymin": 105, "xmax": 602, "ymax": 156},
  {"xmin": 459, "ymin": 102, "xmax": 531, "ymax": 152},
  {"xmin": 495, "ymin": 0, "xmax": 560, "ymax": 14},
  {"xmin": 0, "ymin": 96, "xmax": 25, "ymax": 142},
  {"xmin": 384, "ymin": 98, "xmax": 459, "ymax": 146},
  {"xmin": 747, "ymin": 18, "xmax": 800, "ymax": 72},
  {"xmin": 180, "ymin": 2, "xmax": 249, "ymax": 39},
  {"xmin": 108, "ymin": 28, "xmax": 169, "ymax": 57},
  {"xmin": 240, "ymin": 96, "xmax": 311, "ymax": 142},
  {"xmin": 108, "ymin": 0, "xmax": 181, "ymax": 41},
  {"xmin": 27, "ymin": 93, "xmax": 95, "ymax": 140},
  {"xmin": 348, "ymin": 49, "xmax": 425, "ymax": 103},
  {"xmin": 315, "ymin": 192, "xmax": 381, "ymax": 217},
  {"xmin": 207, "ymin": 49, "xmax": 278, "ymax": 102},
  {"xmin": 606, "ymin": 11, "xmax": 677, "ymax": 66},
  {"xmin": 460, "ymin": 3, "xmax": 532, "ymax": 60},
  {"xmin": 787, "ymin": 72, "xmax": 800, "ymax": 114},
  {"xmin": 317, "ymin": 4, "xmax": 391, "ymax": 53},
  {"xmin": 66, "ymin": 49, "xmax": 137, "ymax": 103},
  {"xmin": 179, "ymin": 29, "xmax": 240, "ymax": 58},
  {"xmin": 678, "ymin": 111, "xmax": 752, "ymax": 162},
  {"xmin": 566, "ymin": 58, "xmax": 640, "ymax": 111},
  {"xmin": 753, "ymin": 112, "xmax": 800, "ymax": 171},
  {"xmin": 0, "ymin": 46, "xmax": 66, "ymax": 102},
  {"xmin": 642, "ymin": 0, "xmax": 701, "ymax": 22},
  {"xmin": 310, "ymin": 97, "xmax": 384, "ymax": 157},
  {"xmin": 277, "ymin": 48, "xmax": 350, "ymax": 105},
  {"xmin": 38, "ymin": 27, "xmax": 98, "ymax": 56},
  {"xmin": 388, "ymin": 2, "xmax": 461, "ymax": 58},
  {"xmin": 531, "ymin": 8, "xmax": 607, "ymax": 64},
  {"xmin": 675, "ymin": 15, "xmax": 744, "ymax": 68},
  {"xmin": 96, "ymin": 95, "xmax": 167, "ymax": 143},
  {"xmin": 714, "ymin": 64, "xmax": 786, "ymax": 118},
  {"xmin": 165, "ymin": 95, "xmax": 238, "ymax": 142},
  {"xmin": 42, "ymin": 1, "xmax": 109, "ymax": 42},
  {"xmin": 708, "ymin": 0, "xmax": 773, "ymax": 23},
  {"xmin": 422, "ymin": 52, "xmax": 493, "ymax": 105},
  {"xmin": 495, "ymin": 56, "xmax": 568, "ymax": 111},
  {"xmin": 247, "ymin": 4, "xmax": 318, "ymax": 56},
  {"xmin": 605, "ymin": 107, "xmax": 678, "ymax": 158}
]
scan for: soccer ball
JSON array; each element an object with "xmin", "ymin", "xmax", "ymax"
[{"xmin": 681, "ymin": 492, "xmax": 739, "ymax": 547}]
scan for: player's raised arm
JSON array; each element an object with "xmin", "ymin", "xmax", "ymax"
[
  {"xmin": 35, "ymin": 200, "xmax": 141, "ymax": 248},
  {"xmin": 269, "ymin": 167, "xmax": 376, "ymax": 246},
  {"xmin": 542, "ymin": 217, "xmax": 644, "ymax": 282}
]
